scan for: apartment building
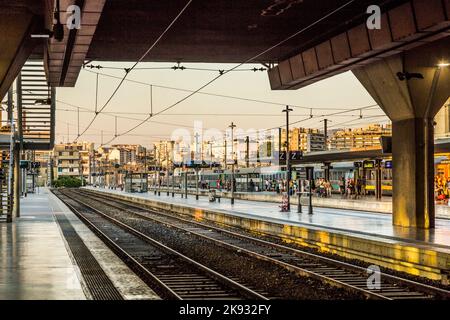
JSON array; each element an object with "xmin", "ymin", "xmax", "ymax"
[
  {"xmin": 34, "ymin": 150, "xmax": 52, "ymax": 186},
  {"xmin": 329, "ymin": 123, "xmax": 392, "ymax": 150},
  {"xmin": 280, "ymin": 128, "xmax": 325, "ymax": 152},
  {"xmin": 109, "ymin": 144, "xmax": 147, "ymax": 165},
  {"xmin": 53, "ymin": 142, "xmax": 93, "ymax": 179}
]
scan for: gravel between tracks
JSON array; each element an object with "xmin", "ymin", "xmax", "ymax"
[{"xmin": 65, "ymin": 190, "xmax": 365, "ymax": 300}]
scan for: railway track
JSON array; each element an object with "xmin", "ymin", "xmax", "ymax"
[
  {"xmin": 53, "ymin": 189, "xmax": 268, "ymax": 300},
  {"xmin": 71, "ymin": 188, "xmax": 450, "ymax": 300}
]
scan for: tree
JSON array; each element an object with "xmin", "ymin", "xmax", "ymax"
[{"xmin": 53, "ymin": 176, "xmax": 82, "ymax": 188}]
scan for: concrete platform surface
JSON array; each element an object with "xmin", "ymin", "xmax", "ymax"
[
  {"xmin": 87, "ymin": 187, "xmax": 450, "ymax": 281},
  {"xmin": 0, "ymin": 188, "xmax": 159, "ymax": 300},
  {"xmin": 0, "ymin": 190, "xmax": 86, "ymax": 300},
  {"xmin": 93, "ymin": 187, "xmax": 450, "ymax": 250},
  {"xmin": 149, "ymin": 186, "xmax": 450, "ymax": 220}
]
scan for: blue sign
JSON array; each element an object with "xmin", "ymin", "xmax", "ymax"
[{"xmin": 385, "ymin": 161, "xmax": 392, "ymax": 169}]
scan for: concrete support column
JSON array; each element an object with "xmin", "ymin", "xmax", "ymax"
[
  {"xmin": 392, "ymin": 118, "xmax": 435, "ymax": 228},
  {"xmin": 13, "ymin": 147, "xmax": 20, "ymax": 218},
  {"xmin": 353, "ymin": 38, "xmax": 450, "ymax": 229}
]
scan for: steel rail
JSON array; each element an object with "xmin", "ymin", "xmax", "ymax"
[
  {"xmin": 57, "ymin": 189, "xmax": 268, "ymax": 300},
  {"xmin": 78, "ymin": 189, "xmax": 450, "ymax": 300}
]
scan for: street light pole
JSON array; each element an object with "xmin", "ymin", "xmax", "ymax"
[
  {"xmin": 320, "ymin": 119, "xmax": 331, "ymax": 151},
  {"xmin": 282, "ymin": 106, "xmax": 293, "ymax": 211},
  {"xmin": 171, "ymin": 141, "xmax": 175, "ymax": 197},
  {"xmin": 157, "ymin": 142, "xmax": 161, "ymax": 196},
  {"xmin": 209, "ymin": 141, "xmax": 213, "ymax": 168},
  {"xmin": 153, "ymin": 145, "xmax": 157, "ymax": 195},
  {"xmin": 166, "ymin": 142, "xmax": 170, "ymax": 196},
  {"xmin": 229, "ymin": 122, "xmax": 236, "ymax": 205}
]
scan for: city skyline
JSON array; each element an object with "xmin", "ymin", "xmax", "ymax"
[{"xmin": 55, "ymin": 62, "xmax": 389, "ymax": 148}]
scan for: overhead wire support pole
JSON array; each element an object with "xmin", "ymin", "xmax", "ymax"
[
  {"xmin": 97, "ymin": 0, "xmax": 357, "ymax": 144},
  {"xmin": 150, "ymin": 85, "xmax": 153, "ymax": 116},
  {"xmin": 76, "ymin": 0, "xmax": 193, "ymax": 140},
  {"xmin": 320, "ymin": 119, "xmax": 331, "ymax": 150},
  {"xmin": 194, "ymin": 133, "xmax": 200, "ymax": 200},
  {"xmin": 95, "ymin": 72, "xmax": 99, "ymax": 114},
  {"xmin": 171, "ymin": 141, "xmax": 175, "ymax": 197},
  {"xmin": 166, "ymin": 142, "xmax": 170, "ymax": 196},
  {"xmin": 282, "ymin": 106, "xmax": 293, "ymax": 211},
  {"xmin": 77, "ymin": 107, "xmax": 80, "ymax": 138},
  {"xmin": 115, "ymin": 116, "xmax": 118, "ymax": 137},
  {"xmin": 229, "ymin": 122, "xmax": 236, "ymax": 205}
]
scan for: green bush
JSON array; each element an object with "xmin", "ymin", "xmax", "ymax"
[{"xmin": 53, "ymin": 176, "xmax": 82, "ymax": 188}]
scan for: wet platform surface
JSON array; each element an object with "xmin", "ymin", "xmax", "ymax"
[
  {"xmin": 0, "ymin": 189, "xmax": 86, "ymax": 300},
  {"xmin": 90, "ymin": 187, "xmax": 450, "ymax": 250},
  {"xmin": 149, "ymin": 187, "xmax": 450, "ymax": 219},
  {"xmin": 0, "ymin": 188, "xmax": 159, "ymax": 300}
]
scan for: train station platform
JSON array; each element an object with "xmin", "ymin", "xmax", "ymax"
[
  {"xmin": 86, "ymin": 187, "xmax": 450, "ymax": 283},
  {"xmin": 0, "ymin": 188, "xmax": 159, "ymax": 300},
  {"xmin": 148, "ymin": 187, "xmax": 450, "ymax": 220}
]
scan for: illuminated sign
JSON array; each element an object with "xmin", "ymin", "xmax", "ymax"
[{"xmin": 363, "ymin": 161, "xmax": 375, "ymax": 169}]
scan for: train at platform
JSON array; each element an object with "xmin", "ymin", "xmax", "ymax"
[{"xmin": 170, "ymin": 161, "xmax": 393, "ymax": 195}]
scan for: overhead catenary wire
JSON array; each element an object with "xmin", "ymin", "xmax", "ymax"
[
  {"xmin": 82, "ymin": 68, "xmax": 378, "ymax": 112},
  {"xmin": 56, "ymin": 107, "xmax": 386, "ymax": 118},
  {"xmin": 84, "ymin": 63, "xmax": 267, "ymax": 74},
  {"xmin": 54, "ymin": 91, "xmax": 386, "ymax": 145},
  {"xmin": 99, "ymin": 0, "xmax": 357, "ymax": 146},
  {"xmin": 327, "ymin": 115, "xmax": 389, "ymax": 129},
  {"xmin": 76, "ymin": 0, "xmax": 193, "ymax": 141},
  {"xmin": 229, "ymin": 104, "xmax": 388, "ymax": 140}
]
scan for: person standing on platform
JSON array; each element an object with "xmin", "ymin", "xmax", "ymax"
[
  {"xmin": 326, "ymin": 180, "xmax": 332, "ymax": 198},
  {"xmin": 339, "ymin": 177, "xmax": 345, "ymax": 197}
]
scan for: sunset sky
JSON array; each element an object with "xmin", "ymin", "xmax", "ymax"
[{"xmin": 55, "ymin": 61, "xmax": 389, "ymax": 148}]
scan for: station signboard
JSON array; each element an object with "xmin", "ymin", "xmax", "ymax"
[
  {"xmin": 278, "ymin": 151, "xmax": 303, "ymax": 161},
  {"xmin": 384, "ymin": 160, "xmax": 393, "ymax": 169},
  {"xmin": 19, "ymin": 160, "xmax": 30, "ymax": 169},
  {"xmin": 363, "ymin": 160, "xmax": 375, "ymax": 169},
  {"xmin": 354, "ymin": 161, "xmax": 362, "ymax": 168},
  {"xmin": 290, "ymin": 151, "xmax": 303, "ymax": 160},
  {"xmin": 31, "ymin": 162, "xmax": 41, "ymax": 169}
]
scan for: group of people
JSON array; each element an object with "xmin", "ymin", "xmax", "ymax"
[
  {"xmin": 338, "ymin": 177, "xmax": 366, "ymax": 199},
  {"xmin": 263, "ymin": 178, "xmax": 334, "ymax": 197},
  {"xmin": 263, "ymin": 179, "xmax": 298, "ymax": 195},
  {"xmin": 314, "ymin": 178, "xmax": 333, "ymax": 198}
]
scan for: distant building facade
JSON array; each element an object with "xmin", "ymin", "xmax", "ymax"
[
  {"xmin": 53, "ymin": 142, "xmax": 93, "ymax": 180},
  {"xmin": 280, "ymin": 128, "xmax": 325, "ymax": 152},
  {"xmin": 329, "ymin": 123, "xmax": 392, "ymax": 150}
]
